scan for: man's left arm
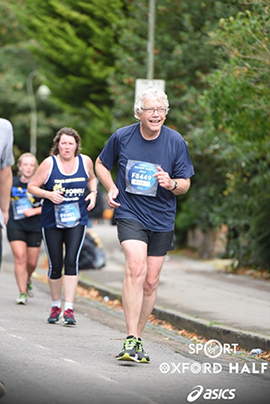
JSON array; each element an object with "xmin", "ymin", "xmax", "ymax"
[
  {"xmin": 153, "ymin": 166, "xmax": 191, "ymax": 195},
  {"xmin": 170, "ymin": 178, "xmax": 191, "ymax": 195}
]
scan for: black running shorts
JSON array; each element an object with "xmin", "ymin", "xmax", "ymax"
[
  {"xmin": 7, "ymin": 228, "xmax": 42, "ymax": 247},
  {"xmin": 116, "ymin": 218, "xmax": 174, "ymax": 256}
]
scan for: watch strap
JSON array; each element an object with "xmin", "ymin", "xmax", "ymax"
[{"xmin": 172, "ymin": 180, "xmax": 178, "ymax": 191}]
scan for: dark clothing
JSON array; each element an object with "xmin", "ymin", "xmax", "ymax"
[
  {"xmin": 7, "ymin": 176, "xmax": 42, "ymax": 233},
  {"xmin": 7, "ymin": 228, "xmax": 42, "ymax": 247},
  {"xmin": 42, "ymin": 225, "xmax": 86, "ymax": 279},
  {"xmin": 41, "ymin": 155, "xmax": 89, "ymax": 228},
  {"xmin": 99, "ymin": 123, "xmax": 194, "ymax": 232},
  {"xmin": 116, "ymin": 218, "xmax": 174, "ymax": 256}
]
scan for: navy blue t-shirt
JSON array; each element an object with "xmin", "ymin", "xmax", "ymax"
[{"xmin": 99, "ymin": 123, "xmax": 194, "ymax": 231}]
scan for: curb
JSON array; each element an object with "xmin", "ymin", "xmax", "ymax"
[{"xmin": 78, "ymin": 277, "xmax": 270, "ymax": 352}]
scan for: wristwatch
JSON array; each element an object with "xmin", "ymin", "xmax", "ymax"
[{"xmin": 172, "ymin": 180, "xmax": 178, "ymax": 191}]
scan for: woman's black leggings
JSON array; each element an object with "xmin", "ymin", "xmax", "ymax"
[{"xmin": 42, "ymin": 226, "xmax": 86, "ymax": 279}]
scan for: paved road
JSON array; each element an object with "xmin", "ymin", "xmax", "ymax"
[
  {"xmin": 1, "ymin": 247, "xmax": 270, "ymax": 404},
  {"xmin": 78, "ymin": 223, "xmax": 270, "ymax": 346}
]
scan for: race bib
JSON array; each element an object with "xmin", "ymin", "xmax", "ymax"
[
  {"xmin": 125, "ymin": 160, "xmax": 159, "ymax": 197},
  {"xmin": 54, "ymin": 202, "xmax": 81, "ymax": 228},
  {"xmin": 12, "ymin": 198, "xmax": 32, "ymax": 220}
]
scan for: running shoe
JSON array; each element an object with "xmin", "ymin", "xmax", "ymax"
[
  {"xmin": 27, "ymin": 279, "xmax": 34, "ymax": 297},
  {"xmin": 63, "ymin": 309, "xmax": 76, "ymax": 325},
  {"xmin": 116, "ymin": 335, "xmax": 139, "ymax": 362},
  {"xmin": 136, "ymin": 338, "xmax": 150, "ymax": 363},
  {"xmin": 16, "ymin": 293, "xmax": 27, "ymax": 305},
  {"xmin": 47, "ymin": 306, "xmax": 62, "ymax": 324}
]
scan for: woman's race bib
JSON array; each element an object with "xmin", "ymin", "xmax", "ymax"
[
  {"xmin": 125, "ymin": 160, "xmax": 159, "ymax": 197},
  {"xmin": 12, "ymin": 198, "xmax": 32, "ymax": 220},
  {"xmin": 54, "ymin": 202, "xmax": 81, "ymax": 228}
]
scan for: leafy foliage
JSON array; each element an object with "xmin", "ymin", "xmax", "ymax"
[
  {"xmin": 14, "ymin": 0, "xmax": 124, "ymax": 158},
  {"xmin": 0, "ymin": 0, "xmax": 74, "ymax": 162},
  {"xmin": 109, "ymin": 0, "xmax": 242, "ymax": 129},
  {"xmin": 2, "ymin": 0, "xmax": 270, "ymax": 269},
  {"xmin": 187, "ymin": 0, "xmax": 270, "ymax": 268},
  {"xmin": 108, "ymin": 0, "xmax": 243, "ymax": 245}
]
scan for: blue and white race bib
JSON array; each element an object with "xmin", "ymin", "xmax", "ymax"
[
  {"xmin": 54, "ymin": 202, "xmax": 81, "ymax": 228},
  {"xmin": 125, "ymin": 160, "xmax": 159, "ymax": 197},
  {"xmin": 12, "ymin": 198, "xmax": 32, "ymax": 220}
]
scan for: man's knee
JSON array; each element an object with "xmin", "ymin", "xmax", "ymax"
[
  {"xmin": 126, "ymin": 260, "xmax": 147, "ymax": 280},
  {"xmin": 143, "ymin": 278, "xmax": 159, "ymax": 295}
]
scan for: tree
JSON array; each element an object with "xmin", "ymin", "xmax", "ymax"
[
  {"xmin": 108, "ymin": 0, "xmax": 243, "ymax": 246},
  {"xmin": 0, "ymin": 0, "xmax": 78, "ymax": 162},
  {"xmin": 14, "ymin": 0, "xmax": 124, "ymax": 158},
  {"xmin": 109, "ymin": 0, "xmax": 242, "ymax": 129},
  {"xmin": 188, "ymin": 0, "xmax": 270, "ymax": 268}
]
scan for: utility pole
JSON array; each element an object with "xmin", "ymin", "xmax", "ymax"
[
  {"xmin": 27, "ymin": 70, "xmax": 38, "ymax": 156},
  {"xmin": 147, "ymin": 0, "xmax": 155, "ymax": 80},
  {"xmin": 135, "ymin": 0, "xmax": 165, "ymax": 99},
  {"xmin": 26, "ymin": 72, "xmax": 50, "ymax": 156}
]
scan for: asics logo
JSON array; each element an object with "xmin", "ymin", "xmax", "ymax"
[{"xmin": 187, "ymin": 385, "xmax": 236, "ymax": 402}]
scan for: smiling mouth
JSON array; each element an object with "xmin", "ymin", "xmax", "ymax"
[{"xmin": 149, "ymin": 119, "xmax": 161, "ymax": 123}]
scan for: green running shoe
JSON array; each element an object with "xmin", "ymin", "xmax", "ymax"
[
  {"xmin": 116, "ymin": 336, "xmax": 139, "ymax": 362},
  {"xmin": 16, "ymin": 293, "xmax": 27, "ymax": 305},
  {"xmin": 27, "ymin": 280, "xmax": 34, "ymax": 297},
  {"xmin": 136, "ymin": 338, "xmax": 150, "ymax": 363}
]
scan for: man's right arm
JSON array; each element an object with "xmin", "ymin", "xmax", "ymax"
[
  {"xmin": 95, "ymin": 157, "xmax": 120, "ymax": 209},
  {"xmin": 0, "ymin": 166, "xmax": 12, "ymax": 226}
]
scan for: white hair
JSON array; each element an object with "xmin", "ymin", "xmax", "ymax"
[{"xmin": 134, "ymin": 87, "xmax": 169, "ymax": 119}]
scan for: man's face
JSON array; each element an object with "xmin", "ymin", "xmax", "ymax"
[{"xmin": 138, "ymin": 98, "xmax": 167, "ymax": 136}]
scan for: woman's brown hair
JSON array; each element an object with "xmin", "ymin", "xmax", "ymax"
[{"xmin": 50, "ymin": 127, "xmax": 81, "ymax": 156}]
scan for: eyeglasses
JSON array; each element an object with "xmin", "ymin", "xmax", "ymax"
[{"xmin": 141, "ymin": 107, "xmax": 167, "ymax": 114}]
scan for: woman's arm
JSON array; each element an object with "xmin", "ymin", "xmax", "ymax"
[
  {"xmin": 23, "ymin": 206, "xmax": 42, "ymax": 218},
  {"xmin": 28, "ymin": 157, "xmax": 64, "ymax": 205}
]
